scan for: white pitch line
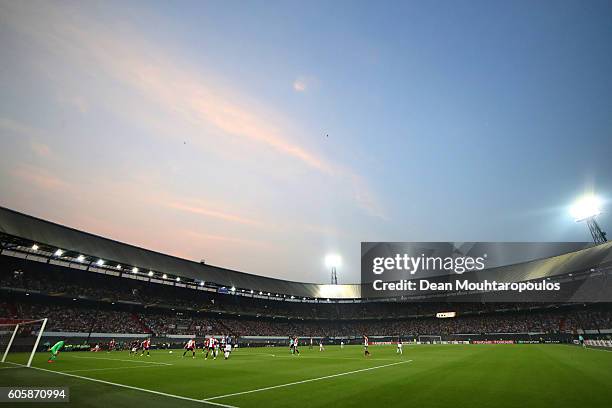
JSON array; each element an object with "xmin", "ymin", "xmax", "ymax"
[
  {"xmin": 204, "ymin": 359, "xmax": 412, "ymax": 401},
  {"xmin": 0, "ymin": 366, "xmax": 24, "ymax": 370},
  {"xmin": 24, "ymin": 364, "xmax": 237, "ymax": 408},
  {"xmin": 72, "ymin": 356, "xmax": 172, "ymax": 365}
]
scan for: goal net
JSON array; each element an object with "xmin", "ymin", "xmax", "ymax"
[
  {"xmin": 417, "ymin": 335, "xmax": 442, "ymax": 344},
  {"xmin": 0, "ymin": 318, "xmax": 48, "ymax": 367}
]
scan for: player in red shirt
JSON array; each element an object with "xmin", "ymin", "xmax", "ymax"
[
  {"xmin": 108, "ymin": 339, "xmax": 116, "ymax": 353},
  {"xmin": 182, "ymin": 339, "xmax": 196, "ymax": 358},
  {"xmin": 204, "ymin": 336, "xmax": 216, "ymax": 360},
  {"xmin": 140, "ymin": 338, "xmax": 151, "ymax": 357},
  {"xmin": 293, "ymin": 336, "xmax": 300, "ymax": 355}
]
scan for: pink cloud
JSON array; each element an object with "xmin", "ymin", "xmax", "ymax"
[
  {"xmin": 11, "ymin": 164, "xmax": 69, "ymax": 191},
  {"xmin": 166, "ymin": 201, "xmax": 262, "ymax": 227},
  {"xmin": 0, "ymin": 1, "xmax": 387, "ymax": 221}
]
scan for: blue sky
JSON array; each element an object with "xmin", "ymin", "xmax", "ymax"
[{"xmin": 1, "ymin": 0, "xmax": 611, "ymax": 283}]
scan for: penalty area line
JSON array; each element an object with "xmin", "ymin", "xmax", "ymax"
[
  {"xmin": 24, "ymin": 365, "xmax": 237, "ymax": 408},
  {"xmin": 204, "ymin": 359, "xmax": 412, "ymax": 401}
]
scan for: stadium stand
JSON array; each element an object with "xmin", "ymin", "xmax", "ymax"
[{"xmin": 1, "ymin": 207, "xmax": 611, "ymax": 349}]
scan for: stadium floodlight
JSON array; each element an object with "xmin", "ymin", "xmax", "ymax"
[
  {"xmin": 325, "ymin": 254, "xmax": 341, "ymax": 285},
  {"xmin": 571, "ymin": 195, "xmax": 602, "ymax": 221},
  {"xmin": 231, "ymin": 286, "xmax": 236, "ymax": 292},
  {"xmin": 250, "ymin": 290, "xmax": 254, "ymax": 294},
  {"xmin": 96, "ymin": 259, "xmax": 105, "ymax": 266},
  {"xmin": 148, "ymin": 271, "xmax": 154, "ymax": 277},
  {"xmin": 132, "ymin": 267, "xmax": 139, "ymax": 273},
  {"xmin": 325, "ymin": 254, "xmax": 342, "ymax": 268},
  {"xmin": 76, "ymin": 255, "xmax": 85, "ymax": 262},
  {"xmin": 291, "ymin": 295, "xmax": 295, "ymax": 299},
  {"xmin": 570, "ymin": 195, "xmax": 607, "ymax": 244},
  {"xmin": 176, "ymin": 277, "xmax": 181, "ymax": 282},
  {"xmin": 267, "ymin": 292, "xmax": 270, "ymax": 296},
  {"xmin": 200, "ymin": 281, "xmax": 205, "ymax": 286},
  {"xmin": 54, "ymin": 249, "xmax": 63, "ymax": 257},
  {"xmin": 116, "ymin": 264, "xmax": 122, "ymax": 270},
  {"xmin": 31, "ymin": 244, "xmax": 39, "ymax": 251},
  {"xmin": 162, "ymin": 274, "xmax": 168, "ymax": 279},
  {"xmin": 259, "ymin": 291, "xmax": 262, "ymax": 295}
]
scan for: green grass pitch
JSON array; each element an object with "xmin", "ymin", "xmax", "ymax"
[{"xmin": 1, "ymin": 344, "xmax": 611, "ymax": 407}]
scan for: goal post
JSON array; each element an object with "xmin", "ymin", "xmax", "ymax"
[
  {"xmin": 418, "ymin": 335, "xmax": 442, "ymax": 344},
  {"xmin": 1, "ymin": 324, "xmax": 19, "ymax": 363},
  {"xmin": 0, "ymin": 318, "xmax": 48, "ymax": 367}
]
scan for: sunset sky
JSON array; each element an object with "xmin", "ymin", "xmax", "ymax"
[{"xmin": 1, "ymin": 0, "xmax": 611, "ymax": 283}]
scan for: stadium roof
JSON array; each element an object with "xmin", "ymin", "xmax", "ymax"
[
  {"xmin": 1, "ymin": 206, "xmax": 612, "ymax": 301},
  {"xmin": 0, "ymin": 206, "xmax": 359, "ymax": 299}
]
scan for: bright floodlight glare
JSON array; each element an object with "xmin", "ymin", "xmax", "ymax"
[
  {"xmin": 54, "ymin": 249, "xmax": 63, "ymax": 257},
  {"xmin": 325, "ymin": 254, "xmax": 342, "ymax": 268},
  {"xmin": 570, "ymin": 195, "xmax": 602, "ymax": 221},
  {"xmin": 231, "ymin": 286, "xmax": 236, "ymax": 292},
  {"xmin": 77, "ymin": 255, "xmax": 85, "ymax": 262},
  {"xmin": 176, "ymin": 277, "xmax": 181, "ymax": 282},
  {"xmin": 162, "ymin": 274, "xmax": 168, "ymax": 279},
  {"xmin": 200, "ymin": 281, "xmax": 205, "ymax": 286},
  {"xmin": 132, "ymin": 267, "xmax": 139, "ymax": 273},
  {"xmin": 148, "ymin": 271, "xmax": 154, "ymax": 277},
  {"xmin": 31, "ymin": 244, "xmax": 39, "ymax": 251},
  {"xmin": 96, "ymin": 259, "xmax": 105, "ymax": 266},
  {"xmin": 116, "ymin": 264, "xmax": 122, "ymax": 270}
]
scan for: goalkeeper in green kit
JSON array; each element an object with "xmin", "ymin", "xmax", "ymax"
[{"xmin": 47, "ymin": 340, "xmax": 65, "ymax": 363}]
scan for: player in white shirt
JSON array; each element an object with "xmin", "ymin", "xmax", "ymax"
[
  {"xmin": 340, "ymin": 340, "xmax": 344, "ymax": 349},
  {"xmin": 204, "ymin": 336, "xmax": 215, "ymax": 360},
  {"xmin": 213, "ymin": 338, "xmax": 219, "ymax": 360},
  {"xmin": 182, "ymin": 339, "xmax": 196, "ymax": 359},
  {"xmin": 397, "ymin": 338, "xmax": 403, "ymax": 355},
  {"xmin": 364, "ymin": 335, "xmax": 371, "ymax": 357},
  {"xmin": 293, "ymin": 337, "xmax": 300, "ymax": 355},
  {"xmin": 223, "ymin": 337, "xmax": 232, "ymax": 360},
  {"xmin": 319, "ymin": 340, "xmax": 325, "ymax": 352}
]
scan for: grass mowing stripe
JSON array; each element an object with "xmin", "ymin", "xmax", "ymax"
[
  {"xmin": 242, "ymin": 353, "xmax": 401, "ymax": 361},
  {"xmin": 72, "ymin": 355, "xmax": 172, "ymax": 365},
  {"xmin": 585, "ymin": 346, "xmax": 612, "ymax": 352},
  {"xmin": 24, "ymin": 364, "xmax": 238, "ymax": 408},
  {"xmin": 63, "ymin": 365, "xmax": 168, "ymax": 373},
  {"xmin": 203, "ymin": 360, "xmax": 413, "ymax": 401}
]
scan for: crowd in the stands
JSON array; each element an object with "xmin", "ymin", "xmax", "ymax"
[
  {"xmin": 2, "ymin": 300, "xmax": 611, "ymax": 337},
  {"xmin": 0, "ymin": 267, "xmax": 580, "ymax": 320},
  {"xmin": 2, "ymin": 264, "xmax": 612, "ymax": 337}
]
